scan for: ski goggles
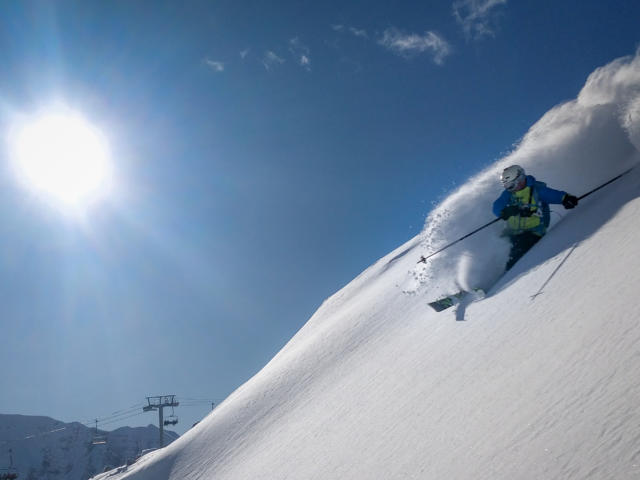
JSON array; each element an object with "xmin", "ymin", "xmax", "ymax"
[{"xmin": 502, "ymin": 174, "xmax": 526, "ymax": 192}]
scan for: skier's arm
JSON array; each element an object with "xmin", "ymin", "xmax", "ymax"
[
  {"xmin": 536, "ymin": 185, "xmax": 567, "ymax": 204},
  {"xmin": 538, "ymin": 184, "xmax": 578, "ymax": 209},
  {"xmin": 492, "ymin": 190, "xmax": 512, "ymax": 217}
]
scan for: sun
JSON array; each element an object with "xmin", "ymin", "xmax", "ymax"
[{"xmin": 8, "ymin": 110, "xmax": 112, "ymax": 209}]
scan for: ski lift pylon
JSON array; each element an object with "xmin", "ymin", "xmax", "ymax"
[{"xmin": 0, "ymin": 449, "xmax": 19, "ymax": 480}]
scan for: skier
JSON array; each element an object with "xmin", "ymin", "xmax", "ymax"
[{"xmin": 493, "ymin": 165, "xmax": 578, "ymax": 270}]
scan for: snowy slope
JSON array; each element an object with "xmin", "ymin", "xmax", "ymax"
[
  {"xmin": 0, "ymin": 414, "xmax": 178, "ymax": 479},
  {"xmin": 94, "ymin": 52, "xmax": 640, "ymax": 480}
]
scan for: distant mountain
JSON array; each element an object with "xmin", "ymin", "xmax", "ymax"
[{"xmin": 0, "ymin": 414, "xmax": 178, "ymax": 480}]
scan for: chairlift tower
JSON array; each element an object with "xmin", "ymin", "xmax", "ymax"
[
  {"xmin": 143, "ymin": 395, "xmax": 179, "ymax": 447},
  {"xmin": 0, "ymin": 448, "xmax": 18, "ymax": 480}
]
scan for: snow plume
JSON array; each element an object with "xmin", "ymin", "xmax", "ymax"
[{"xmin": 408, "ymin": 51, "xmax": 640, "ymax": 298}]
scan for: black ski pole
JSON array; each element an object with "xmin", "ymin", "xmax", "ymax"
[
  {"xmin": 577, "ymin": 167, "xmax": 634, "ymax": 201},
  {"xmin": 417, "ymin": 218, "xmax": 500, "ymax": 264}
]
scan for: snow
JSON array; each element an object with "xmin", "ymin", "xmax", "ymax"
[{"xmin": 93, "ymin": 51, "xmax": 640, "ymax": 480}]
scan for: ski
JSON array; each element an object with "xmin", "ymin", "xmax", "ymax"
[
  {"xmin": 428, "ymin": 291, "xmax": 466, "ymax": 312},
  {"xmin": 428, "ymin": 289, "xmax": 485, "ymax": 312}
]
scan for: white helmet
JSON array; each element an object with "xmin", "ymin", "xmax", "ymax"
[{"xmin": 501, "ymin": 165, "xmax": 526, "ymax": 192}]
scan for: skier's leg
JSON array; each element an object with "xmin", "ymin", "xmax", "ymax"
[{"xmin": 506, "ymin": 232, "xmax": 542, "ymax": 270}]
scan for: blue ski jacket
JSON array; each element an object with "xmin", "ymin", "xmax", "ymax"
[{"xmin": 492, "ymin": 175, "xmax": 567, "ymax": 236}]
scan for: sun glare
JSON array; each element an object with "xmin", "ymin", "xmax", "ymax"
[{"xmin": 9, "ymin": 111, "xmax": 112, "ymax": 209}]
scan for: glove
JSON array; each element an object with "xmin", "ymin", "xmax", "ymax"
[
  {"xmin": 517, "ymin": 207, "xmax": 535, "ymax": 218},
  {"xmin": 562, "ymin": 194, "xmax": 578, "ymax": 209},
  {"xmin": 499, "ymin": 205, "xmax": 521, "ymax": 220}
]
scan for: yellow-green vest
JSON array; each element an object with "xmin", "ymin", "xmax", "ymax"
[{"xmin": 506, "ymin": 186, "xmax": 544, "ymax": 235}]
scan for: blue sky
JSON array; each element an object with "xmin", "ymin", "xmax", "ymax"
[{"xmin": 0, "ymin": 0, "xmax": 639, "ymax": 435}]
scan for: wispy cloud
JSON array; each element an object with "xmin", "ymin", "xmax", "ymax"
[
  {"xmin": 349, "ymin": 27, "xmax": 368, "ymax": 39},
  {"xmin": 289, "ymin": 38, "xmax": 311, "ymax": 71},
  {"xmin": 453, "ymin": 0, "xmax": 508, "ymax": 40},
  {"xmin": 204, "ymin": 59, "xmax": 225, "ymax": 72},
  {"xmin": 331, "ymin": 24, "xmax": 368, "ymax": 39},
  {"xmin": 262, "ymin": 51, "xmax": 285, "ymax": 70},
  {"xmin": 379, "ymin": 28, "xmax": 452, "ymax": 65},
  {"xmin": 240, "ymin": 48, "xmax": 250, "ymax": 60}
]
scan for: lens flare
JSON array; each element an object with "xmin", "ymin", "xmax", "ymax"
[{"xmin": 9, "ymin": 111, "xmax": 112, "ymax": 209}]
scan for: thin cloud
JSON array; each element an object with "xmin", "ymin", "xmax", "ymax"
[
  {"xmin": 379, "ymin": 28, "xmax": 452, "ymax": 65},
  {"xmin": 349, "ymin": 27, "xmax": 368, "ymax": 39},
  {"xmin": 331, "ymin": 24, "xmax": 369, "ymax": 39},
  {"xmin": 204, "ymin": 59, "xmax": 225, "ymax": 72},
  {"xmin": 262, "ymin": 51, "xmax": 285, "ymax": 70},
  {"xmin": 453, "ymin": 0, "xmax": 508, "ymax": 40},
  {"xmin": 240, "ymin": 48, "xmax": 250, "ymax": 60},
  {"xmin": 289, "ymin": 37, "xmax": 312, "ymax": 71}
]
